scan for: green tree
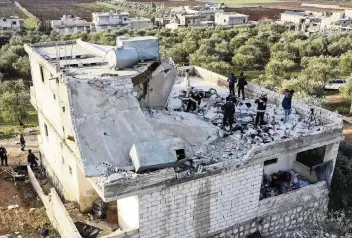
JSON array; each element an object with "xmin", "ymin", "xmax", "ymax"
[
  {"xmin": 232, "ymin": 45, "xmax": 261, "ymax": 70},
  {"xmin": 0, "ymin": 81, "xmax": 30, "ymax": 126},
  {"xmin": 265, "ymin": 59, "xmax": 295, "ymax": 78},
  {"xmin": 340, "ymin": 50, "xmax": 352, "ymax": 75}
]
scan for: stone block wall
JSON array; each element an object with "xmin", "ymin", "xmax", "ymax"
[
  {"xmin": 211, "ymin": 181, "xmax": 329, "ymax": 238},
  {"xmin": 138, "ymin": 162, "xmax": 263, "ymax": 238}
]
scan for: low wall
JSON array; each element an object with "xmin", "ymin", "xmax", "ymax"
[
  {"xmin": 28, "ymin": 166, "xmax": 82, "ymax": 238},
  {"xmin": 211, "ymin": 182, "xmax": 329, "ymax": 237}
]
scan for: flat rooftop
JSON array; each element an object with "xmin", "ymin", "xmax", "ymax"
[{"xmin": 26, "ymin": 40, "xmax": 146, "ymax": 80}]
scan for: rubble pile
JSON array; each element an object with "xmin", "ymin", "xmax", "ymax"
[
  {"xmin": 272, "ymin": 229, "xmax": 342, "ymax": 238},
  {"xmin": 161, "ymin": 80, "xmax": 326, "ymax": 175},
  {"xmin": 260, "ymin": 170, "xmax": 310, "ymax": 199}
]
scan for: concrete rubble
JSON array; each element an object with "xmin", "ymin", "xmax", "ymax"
[
  {"xmin": 260, "ymin": 170, "xmax": 310, "ymax": 199},
  {"xmin": 94, "ymin": 76, "xmax": 329, "ymax": 183},
  {"xmin": 272, "ymin": 229, "xmax": 343, "ymax": 238}
]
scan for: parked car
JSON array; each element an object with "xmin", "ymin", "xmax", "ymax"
[{"xmin": 324, "ymin": 78, "xmax": 347, "ymax": 90}]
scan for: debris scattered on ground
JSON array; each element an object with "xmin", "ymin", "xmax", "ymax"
[
  {"xmin": 260, "ymin": 170, "xmax": 310, "ymax": 199},
  {"xmin": 272, "ymin": 228, "xmax": 342, "ymax": 238},
  {"xmin": 92, "ymin": 198, "xmax": 107, "ymax": 219},
  {"xmin": 75, "ymin": 221, "xmax": 101, "ymax": 238},
  {"xmin": 7, "ymin": 204, "xmax": 19, "ymax": 210}
]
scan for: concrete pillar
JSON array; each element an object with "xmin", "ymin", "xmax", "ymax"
[
  {"xmin": 117, "ymin": 196, "xmax": 139, "ymax": 230},
  {"xmin": 323, "ymin": 142, "xmax": 340, "ymax": 184},
  {"xmin": 76, "ymin": 166, "xmax": 100, "ymax": 213}
]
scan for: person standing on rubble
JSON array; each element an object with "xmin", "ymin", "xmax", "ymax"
[
  {"xmin": 221, "ymin": 96, "xmax": 236, "ymax": 131},
  {"xmin": 237, "ymin": 72, "xmax": 247, "ymax": 100},
  {"xmin": 27, "ymin": 149, "xmax": 38, "ymax": 169},
  {"xmin": 227, "ymin": 73, "xmax": 237, "ymax": 96},
  {"xmin": 186, "ymin": 88, "xmax": 202, "ymax": 112},
  {"xmin": 255, "ymin": 93, "xmax": 268, "ymax": 127},
  {"xmin": 282, "ymin": 89, "xmax": 293, "ymax": 123},
  {"xmin": 0, "ymin": 146, "xmax": 8, "ymax": 167}
]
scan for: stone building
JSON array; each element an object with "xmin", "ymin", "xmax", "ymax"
[
  {"xmin": 91, "ymin": 11, "xmax": 130, "ymax": 32},
  {"xmin": 129, "ymin": 17, "xmax": 153, "ymax": 30},
  {"xmin": 25, "ymin": 37, "xmax": 343, "ymax": 237},
  {"xmin": 215, "ymin": 12, "xmax": 249, "ymax": 26},
  {"xmin": 0, "ymin": 16, "xmax": 24, "ymax": 31},
  {"xmin": 51, "ymin": 15, "xmax": 90, "ymax": 35}
]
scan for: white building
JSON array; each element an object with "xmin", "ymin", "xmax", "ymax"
[
  {"xmin": 25, "ymin": 36, "xmax": 343, "ymax": 237},
  {"xmin": 91, "ymin": 11, "xmax": 130, "ymax": 32},
  {"xmin": 0, "ymin": 16, "xmax": 24, "ymax": 31},
  {"xmin": 215, "ymin": 12, "xmax": 249, "ymax": 25},
  {"xmin": 129, "ymin": 17, "xmax": 153, "ymax": 30},
  {"xmin": 51, "ymin": 15, "xmax": 90, "ymax": 35}
]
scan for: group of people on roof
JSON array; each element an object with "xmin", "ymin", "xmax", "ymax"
[{"xmin": 183, "ymin": 72, "xmax": 294, "ymax": 133}]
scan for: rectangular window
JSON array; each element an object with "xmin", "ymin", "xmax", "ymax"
[
  {"xmin": 62, "ymin": 106, "xmax": 65, "ymax": 112},
  {"xmin": 243, "ymin": 19, "xmax": 246, "ymax": 24},
  {"xmin": 264, "ymin": 158, "xmax": 278, "ymax": 166},
  {"xmin": 44, "ymin": 123, "xmax": 48, "ymax": 137},
  {"xmin": 53, "ymin": 94, "xmax": 56, "ymax": 100},
  {"xmin": 12, "ymin": 21, "xmax": 17, "ymax": 25},
  {"xmin": 40, "ymin": 65, "xmax": 44, "ymax": 82},
  {"xmin": 3, "ymin": 19, "xmax": 6, "ymax": 22},
  {"xmin": 69, "ymin": 166, "xmax": 72, "ymax": 175}
]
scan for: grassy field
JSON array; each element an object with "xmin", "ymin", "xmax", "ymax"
[
  {"xmin": 199, "ymin": 0, "xmax": 277, "ymax": 6},
  {"xmin": 0, "ymin": 110, "xmax": 39, "ymax": 140}
]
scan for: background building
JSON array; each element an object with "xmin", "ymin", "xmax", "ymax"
[
  {"xmin": 215, "ymin": 12, "xmax": 249, "ymax": 25},
  {"xmin": 0, "ymin": 16, "xmax": 24, "ymax": 31},
  {"xmin": 51, "ymin": 15, "xmax": 90, "ymax": 35},
  {"xmin": 91, "ymin": 11, "xmax": 130, "ymax": 32}
]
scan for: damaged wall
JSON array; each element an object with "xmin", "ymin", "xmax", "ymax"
[
  {"xmin": 132, "ymin": 60, "xmax": 177, "ymax": 108},
  {"xmin": 138, "ymin": 162, "xmax": 263, "ymax": 238}
]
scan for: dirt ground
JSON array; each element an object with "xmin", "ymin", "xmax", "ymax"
[{"xmin": 0, "ymin": 135, "xmax": 59, "ymax": 237}]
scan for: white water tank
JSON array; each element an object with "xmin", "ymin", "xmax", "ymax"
[{"xmin": 106, "ymin": 47, "xmax": 139, "ymax": 69}]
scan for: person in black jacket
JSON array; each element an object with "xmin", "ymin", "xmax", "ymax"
[
  {"xmin": 237, "ymin": 72, "xmax": 247, "ymax": 100},
  {"xmin": 20, "ymin": 133, "xmax": 26, "ymax": 151},
  {"xmin": 27, "ymin": 149, "xmax": 38, "ymax": 169},
  {"xmin": 255, "ymin": 93, "xmax": 268, "ymax": 126},
  {"xmin": 0, "ymin": 146, "xmax": 8, "ymax": 167},
  {"xmin": 221, "ymin": 96, "xmax": 236, "ymax": 131},
  {"xmin": 186, "ymin": 89, "xmax": 202, "ymax": 112},
  {"xmin": 227, "ymin": 73, "xmax": 237, "ymax": 96}
]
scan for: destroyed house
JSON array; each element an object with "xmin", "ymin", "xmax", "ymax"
[{"xmin": 25, "ymin": 37, "xmax": 343, "ymax": 238}]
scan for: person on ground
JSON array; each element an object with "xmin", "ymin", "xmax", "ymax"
[
  {"xmin": 20, "ymin": 133, "xmax": 26, "ymax": 151},
  {"xmin": 27, "ymin": 149, "xmax": 38, "ymax": 169},
  {"xmin": 0, "ymin": 146, "xmax": 8, "ymax": 167},
  {"xmin": 282, "ymin": 89, "xmax": 294, "ymax": 123},
  {"xmin": 237, "ymin": 72, "xmax": 247, "ymax": 100},
  {"xmin": 221, "ymin": 96, "xmax": 236, "ymax": 131},
  {"xmin": 255, "ymin": 93, "xmax": 268, "ymax": 127},
  {"xmin": 186, "ymin": 88, "xmax": 202, "ymax": 112},
  {"xmin": 227, "ymin": 73, "xmax": 237, "ymax": 96}
]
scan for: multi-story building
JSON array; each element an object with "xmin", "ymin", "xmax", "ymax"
[
  {"xmin": 0, "ymin": 16, "xmax": 24, "ymax": 31},
  {"xmin": 215, "ymin": 12, "xmax": 249, "ymax": 25},
  {"xmin": 25, "ymin": 36, "xmax": 343, "ymax": 237},
  {"xmin": 280, "ymin": 10, "xmax": 352, "ymax": 34},
  {"xmin": 51, "ymin": 15, "xmax": 90, "ymax": 35},
  {"xmin": 91, "ymin": 11, "xmax": 130, "ymax": 32}
]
